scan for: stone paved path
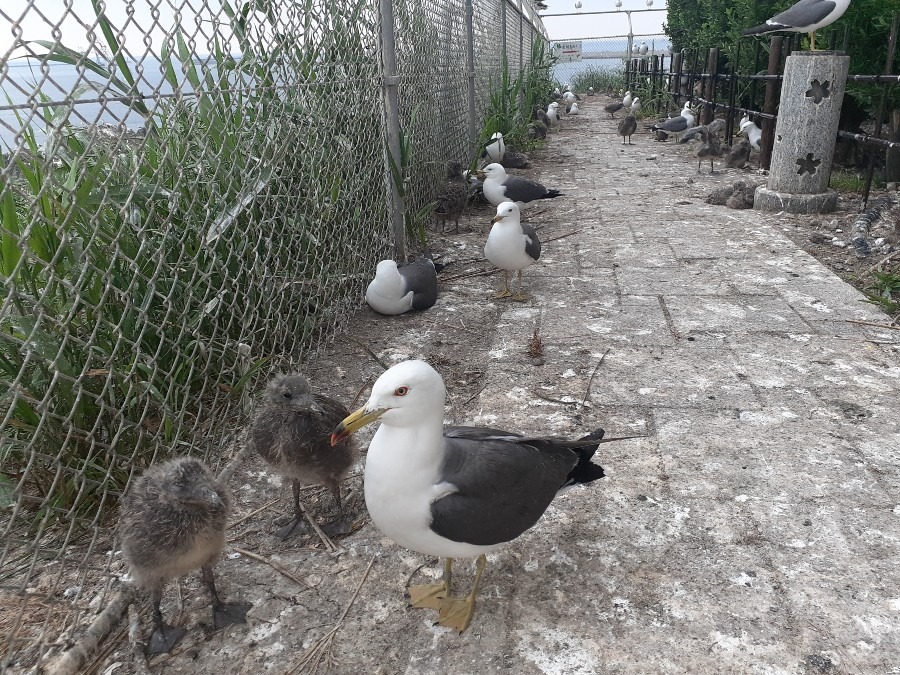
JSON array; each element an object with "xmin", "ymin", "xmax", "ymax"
[{"xmin": 157, "ymin": 97, "xmax": 900, "ymax": 675}]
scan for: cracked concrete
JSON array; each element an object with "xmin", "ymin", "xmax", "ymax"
[{"xmin": 124, "ymin": 96, "xmax": 900, "ymax": 675}]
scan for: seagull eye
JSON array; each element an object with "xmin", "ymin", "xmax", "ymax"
[
  {"xmin": 282, "ymin": 391, "xmax": 292, "ymax": 399},
  {"xmin": 394, "ymin": 386, "xmax": 409, "ymax": 397}
]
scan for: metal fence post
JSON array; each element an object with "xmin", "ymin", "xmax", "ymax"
[
  {"xmin": 465, "ymin": 0, "xmax": 477, "ymax": 148},
  {"xmin": 379, "ymin": 0, "xmax": 406, "ymax": 260},
  {"xmin": 500, "ymin": 0, "xmax": 508, "ymax": 67}
]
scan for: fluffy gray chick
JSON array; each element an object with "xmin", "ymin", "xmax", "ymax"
[
  {"xmin": 118, "ymin": 457, "xmax": 250, "ymax": 655},
  {"xmin": 434, "ymin": 161, "xmax": 469, "ymax": 233},
  {"xmin": 249, "ymin": 373, "xmax": 356, "ymax": 540}
]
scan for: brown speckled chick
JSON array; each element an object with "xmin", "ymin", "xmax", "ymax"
[
  {"xmin": 118, "ymin": 458, "xmax": 250, "ymax": 655},
  {"xmin": 249, "ymin": 373, "xmax": 357, "ymax": 540}
]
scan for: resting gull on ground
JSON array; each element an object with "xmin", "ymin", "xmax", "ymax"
[
  {"xmin": 476, "ymin": 163, "xmax": 563, "ymax": 208},
  {"xmin": 739, "ymin": 115, "xmax": 763, "ymax": 150},
  {"xmin": 330, "ymin": 359, "xmax": 636, "ymax": 632},
  {"xmin": 365, "ymin": 257, "xmax": 438, "ymax": 315},
  {"xmin": 484, "ymin": 201, "xmax": 540, "ymax": 301},
  {"xmin": 649, "ymin": 103, "xmax": 696, "ymax": 141},
  {"xmin": 742, "ymin": 0, "xmax": 852, "ymax": 50},
  {"xmin": 482, "ymin": 132, "xmax": 506, "ymax": 163}
]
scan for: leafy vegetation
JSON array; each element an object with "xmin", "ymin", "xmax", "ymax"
[
  {"xmin": 864, "ymin": 271, "xmax": 900, "ymax": 317},
  {"xmin": 0, "ymin": 0, "xmax": 386, "ymax": 527},
  {"xmin": 568, "ymin": 66, "xmax": 626, "ymax": 97},
  {"xmin": 479, "ymin": 37, "xmax": 555, "ymax": 156}
]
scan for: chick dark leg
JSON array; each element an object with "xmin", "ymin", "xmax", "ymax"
[
  {"xmin": 273, "ymin": 481, "xmax": 310, "ymax": 539},
  {"xmin": 409, "ymin": 557, "xmax": 453, "ymax": 610},
  {"xmin": 511, "ymin": 269, "xmax": 531, "ymax": 302},
  {"xmin": 492, "ymin": 270, "xmax": 513, "ymax": 299},
  {"xmin": 321, "ymin": 482, "xmax": 352, "ymax": 537},
  {"xmin": 202, "ymin": 565, "xmax": 251, "ymax": 629},
  {"xmin": 146, "ymin": 586, "xmax": 186, "ymax": 656},
  {"xmin": 436, "ymin": 554, "xmax": 487, "ymax": 633}
]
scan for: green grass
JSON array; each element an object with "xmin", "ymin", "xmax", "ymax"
[
  {"xmin": 568, "ymin": 67, "xmax": 626, "ymax": 96},
  {"xmin": 863, "ymin": 271, "xmax": 900, "ymax": 317},
  {"xmin": 0, "ymin": 0, "xmax": 386, "ymax": 528}
]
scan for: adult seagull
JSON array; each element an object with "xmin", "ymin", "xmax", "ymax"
[
  {"xmin": 742, "ymin": 0, "xmax": 852, "ymax": 50},
  {"xmin": 330, "ymin": 360, "xmax": 636, "ymax": 632},
  {"xmin": 649, "ymin": 103, "xmax": 696, "ymax": 141},
  {"xmin": 475, "ymin": 163, "xmax": 563, "ymax": 208},
  {"xmin": 484, "ymin": 201, "xmax": 540, "ymax": 301}
]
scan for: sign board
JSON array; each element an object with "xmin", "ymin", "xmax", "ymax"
[{"xmin": 551, "ymin": 40, "xmax": 582, "ymax": 63}]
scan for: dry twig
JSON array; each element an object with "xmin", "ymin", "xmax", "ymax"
[
  {"xmin": 581, "ymin": 348, "xmax": 611, "ymax": 408},
  {"xmin": 285, "ymin": 556, "xmax": 377, "ymax": 674},
  {"xmin": 227, "ymin": 498, "xmax": 279, "ymax": 530},
  {"xmin": 46, "ymin": 586, "xmax": 135, "ymax": 675},
  {"xmin": 343, "ymin": 336, "xmax": 389, "ymax": 370},
  {"xmin": 845, "ymin": 318, "xmax": 900, "ymax": 330},
  {"xmin": 542, "ymin": 229, "xmax": 583, "ymax": 244},
  {"xmin": 234, "ymin": 548, "xmax": 311, "ymax": 587}
]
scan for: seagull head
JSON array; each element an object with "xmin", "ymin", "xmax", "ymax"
[
  {"xmin": 739, "ymin": 119, "xmax": 755, "ymax": 134},
  {"xmin": 265, "ymin": 373, "xmax": 325, "ymax": 414},
  {"xmin": 475, "ymin": 162, "xmax": 507, "ymax": 182},
  {"xmin": 330, "ymin": 360, "xmax": 446, "ymax": 443},
  {"xmin": 491, "ymin": 201, "xmax": 521, "ymax": 225},
  {"xmin": 490, "ymin": 132, "xmax": 503, "ymax": 141}
]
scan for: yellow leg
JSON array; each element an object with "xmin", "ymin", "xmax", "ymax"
[
  {"xmin": 492, "ymin": 270, "xmax": 513, "ymax": 299},
  {"xmin": 436, "ymin": 554, "xmax": 487, "ymax": 633},
  {"xmin": 409, "ymin": 558, "xmax": 452, "ymax": 610},
  {"xmin": 511, "ymin": 270, "xmax": 531, "ymax": 302},
  {"xmin": 810, "ymin": 31, "xmax": 815, "ymax": 51}
]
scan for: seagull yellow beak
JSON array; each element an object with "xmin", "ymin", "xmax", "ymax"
[
  {"xmin": 490, "ymin": 214, "xmax": 502, "ymax": 224},
  {"xmin": 330, "ymin": 406, "xmax": 387, "ymax": 446}
]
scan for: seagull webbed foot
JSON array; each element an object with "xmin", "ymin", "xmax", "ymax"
[
  {"xmin": 212, "ymin": 601, "xmax": 251, "ymax": 629},
  {"xmin": 435, "ymin": 594, "xmax": 477, "ymax": 633},
  {"xmin": 146, "ymin": 624, "xmax": 186, "ymax": 656},
  {"xmin": 492, "ymin": 289, "xmax": 513, "ymax": 299},
  {"xmin": 408, "ymin": 582, "xmax": 449, "ymax": 610},
  {"xmin": 321, "ymin": 516, "xmax": 353, "ymax": 537},
  {"xmin": 273, "ymin": 516, "xmax": 310, "ymax": 540},
  {"xmin": 511, "ymin": 292, "xmax": 532, "ymax": 302}
]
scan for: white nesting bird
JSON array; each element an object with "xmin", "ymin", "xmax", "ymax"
[
  {"xmin": 484, "ymin": 201, "xmax": 541, "ymax": 301},
  {"xmin": 569, "ymin": 101, "xmax": 580, "ymax": 115},
  {"xmin": 563, "ymin": 90, "xmax": 576, "ymax": 105},
  {"xmin": 475, "ymin": 163, "xmax": 563, "ymax": 209},
  {"xmin": 329, "ymin": 360, "xmax": 633, "ymax": 632},
  {"xmin": 739, "ymin": 115, "xmax": 763, "ymax": 151},
  {"xmin": 546, "ymin": 101, "xmax": 561, "ymax": 127},
  {"xmin": 365, "ymin": 258, "xmax": 438, "ymax": 315},
  {"xmin": 481, "ymin": 132, "xmax": 506, "ymax": 163},
  {"xmin": 630, "ymin": 97, "xmax": 641, "ymax": 114},
  {"xmin": 622, "ymin": 90, "xmax": 633, "ymax": 109}
]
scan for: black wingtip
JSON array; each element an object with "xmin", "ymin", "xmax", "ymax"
[{"xmin": 541, "ymin": 189, "xmax": 564, "ymax": 200}]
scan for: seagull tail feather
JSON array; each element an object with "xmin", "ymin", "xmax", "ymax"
[
  {"xmin": 741, "ymin": 22, "xmax": 784, "ymax": 36},
  {"xmin": 540, "ymin": 189, "xmax": 564, "ymax": 200},
  {"xmin": 564, "ymin": 428, "xmax": 607, "ymax": 486}
]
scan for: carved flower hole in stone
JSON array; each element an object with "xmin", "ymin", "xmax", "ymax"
[
  {"xmin": 777, "ymin": 134, "xmax": 783, "ymax": 142},
  {"xmin": 805, "ymin": 79, "xmax": 831, "ymax": 104},
  {"xmin": 796, "ymin": 153, "xmax": 821, "ymax": 175}
]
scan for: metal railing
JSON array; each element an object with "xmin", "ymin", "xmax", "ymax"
[{"xmin": 0, "ymin": 0, "xmax": 544, "ymax": 670}]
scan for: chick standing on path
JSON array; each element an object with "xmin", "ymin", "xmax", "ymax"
[
  {"xmin": 433, "ymin": 161, "xmax": 469, "ymax": 233},
  {"xmin": 118, "ymin": 458, "xmax": 250, "ymax": 655},
  {"xmin": 484, "ymin": 201, "xmax": 541, "ymax": 302},
  {"xmin": 249, "ymin": 373, "xmax": 357, "ymax": 543},
  {"xmin": 617, "ymin": 114, "xmax": 637, "ymax": 144}
]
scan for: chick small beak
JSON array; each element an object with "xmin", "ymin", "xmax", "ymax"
[
  {"xmin": 475, "ymin": 170, "xmax": 486, "ymax": 180},
  {"xmin": 330, "ymin": 406, "xmax": 387, "ymax": 446}
]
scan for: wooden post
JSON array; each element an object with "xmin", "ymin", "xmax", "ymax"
[
  {"xmin": 379, "ymin": 0, "xmax": 406, "ymax": 260},
  {"xmin": 759, "ymin": 36, "xmax": 782, "ymax": 171}
]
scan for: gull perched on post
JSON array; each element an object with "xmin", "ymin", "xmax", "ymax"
[
  {"xmin": 330, "ymin": 360, "xmax": 637, "ymax": 632},
  {"xmin": 742, "ymin": 0, "xmax": 852, "ymax": 51}
]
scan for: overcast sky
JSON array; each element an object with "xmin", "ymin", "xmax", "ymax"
[
  {"xmin": 540, "ymin": 0, "xmax": 667, "ymax": 40},
  {"xmin": 1, "ymin": 0, "xmax": 667, "ymax": 61}
]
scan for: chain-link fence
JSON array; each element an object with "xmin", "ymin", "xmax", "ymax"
[{"xmin": 0, "ymin": 0, "xmax": 545, "ymax": 670}]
